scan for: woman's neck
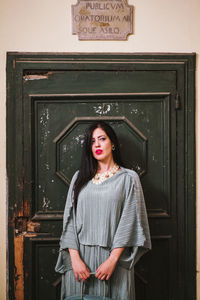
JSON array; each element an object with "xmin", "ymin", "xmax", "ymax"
[{"xmin": 97, "ymin": 159, "xmax": 115, "ymax": 174}]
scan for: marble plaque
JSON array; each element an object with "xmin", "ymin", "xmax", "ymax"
[{"xmin": 72, "ymin": 0, "xmax": 133, "ymax": 40}]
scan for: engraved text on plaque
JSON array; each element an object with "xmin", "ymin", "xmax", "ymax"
[{"xmin": 72, "ymin": 0, "xmax": 133, "ymax": 40}]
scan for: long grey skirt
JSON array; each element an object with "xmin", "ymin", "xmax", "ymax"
[{"xmin": 61, "ymin": 244, "xmax": 135, "ymax": 300}]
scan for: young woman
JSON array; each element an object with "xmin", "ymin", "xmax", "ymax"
[{"xmin": 55, "ymin": 121, "xmax": 151, "ymax": 300}]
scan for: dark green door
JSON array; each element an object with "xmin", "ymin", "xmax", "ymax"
[{"xmin": 7, "ymin": 53, "xmax": 196, "ymax": 300}]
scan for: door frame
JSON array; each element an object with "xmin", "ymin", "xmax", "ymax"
[{"xmin": 6, "ymin": 52, "xmax": 196, "ymax": 300}]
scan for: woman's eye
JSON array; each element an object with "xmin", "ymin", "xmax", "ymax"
[{"xmin": 99, "ymin": 137, "xmax": 106, "ymax": 141}]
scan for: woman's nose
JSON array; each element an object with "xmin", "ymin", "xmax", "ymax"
[{"xmin": 94, "ymin": 140, "xmax": 100, "ymax": 147}]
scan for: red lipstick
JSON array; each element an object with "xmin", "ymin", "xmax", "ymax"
[{"xmin": 95, "ymin": 149, "xmax": 103, "ymax": 155}]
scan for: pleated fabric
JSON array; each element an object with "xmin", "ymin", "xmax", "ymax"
[
  {"xmin": 55, "ymin": 167, "xmax": 151, "ymax": 300},
  {"xmin": 61, "ymin": 244, "xmax": 135, "ymax": 300}
]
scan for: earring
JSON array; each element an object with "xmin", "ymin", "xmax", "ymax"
[{"xmin": 112, "ymin": 145, "xmax": 115, "ymax": 151}]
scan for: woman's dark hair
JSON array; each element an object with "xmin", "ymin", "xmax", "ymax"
[{"xmin": 73, "ymin": 121, "xmax": 123, "ymax": 209}]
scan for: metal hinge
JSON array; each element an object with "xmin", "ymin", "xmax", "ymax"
[{"xmin": 175, "ymin": 92, "xmax": 181, "ymax": 110}]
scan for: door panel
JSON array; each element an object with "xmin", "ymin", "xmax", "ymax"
[
  {"xmin": 30, "ymin": 94, "xmax": 173, "ymax": 217},
  {"xmin": 7, "ymin": 53, "xmax": 196, "ymax": 300}
]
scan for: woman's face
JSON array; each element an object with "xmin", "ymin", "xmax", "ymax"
[{"xmin": 91, "ymin": 127, "xmax": 113, "ymax": 162}]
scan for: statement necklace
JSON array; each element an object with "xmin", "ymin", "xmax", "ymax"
[{"xmin": 92, "ymin": 163, "xmax": 120, "ymax": 185}]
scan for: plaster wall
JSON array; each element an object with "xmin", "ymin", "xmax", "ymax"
[{"xmin": 0, "ymin": 0, "xmax": 199, "ymax": 299}]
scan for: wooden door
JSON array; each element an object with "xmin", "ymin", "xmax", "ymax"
[{"xmin": 7, "ymin": 53, "xmax": 196, "ymax": 300}]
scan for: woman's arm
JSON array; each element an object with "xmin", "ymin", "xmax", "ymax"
[
  {"xmin": 69, "ymin": 249, "xmax": 90, "ymax": 282},
  {"xmin": 96, "ymin": 247, "xmax": 125, "ymax": 280}
]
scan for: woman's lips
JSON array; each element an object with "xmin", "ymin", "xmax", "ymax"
[{"xmin": 95, "ymin": 149, "xmax": 103, "ymax": 155}]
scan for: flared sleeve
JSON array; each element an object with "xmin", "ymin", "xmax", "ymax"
[
  {"xmin": 55, "ymin": 171, "xmax": 79, "ymax": 274},
  {"xmin": 62, "ymin": 171, "xmax": 79, "ymax": 232},
  {"xmin": 111, "ymin": 170, "xmax": 151, "ymax": 269}
]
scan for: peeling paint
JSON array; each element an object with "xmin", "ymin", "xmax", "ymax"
[
  {"xmin": 131, "ymin": 108, "xmax": 139, "ymax": 114},
  {"xmin": 44, "ymin": 162, "xmax": 50, "ymax": 170},
  {"xmin": 39, "ymin": 107, "xmax": 50, "ymax": 147},
  {"xmin": 93, "ymin": 103, "xmax": 111, "ymax": 115},
  {"xmin": 24, "ymin": 200, "xmax": 30, "ymax": 217},
  {"xmin": 27, "ymin": 221, "xmax": 40, "ymax": 233},
  {"xmin": 94, "ymin": 105, "xmax": 103, "ymax": 115},
  {"xmin": 14, "ymin": 235, "xmax": 24, "ymax": 300},
  {"xmin": 152, "ymin": 155, "xmax": 158, "ymax": 162},
  {"xmin": 74, "ymin": 134, "xmax": 84, "ymax": 144},
  {"xmin": 102, "ymin": 103, "xmax": 111, "ymax": 114},
  {"xmin": 131, "ymin": 163, "xmax": 144, "ymax": 176},
  {"xmin": 52, "ymin": 248, "xmax": 56, "ymax": 254},
  {"xmin": 23, "ymin": 232, "xmax": 37, "ymax": 238},
  {"xmin": 63, "ymin": 145, "xmax": 67, "ymax": 153},
  {"xmin": 42, "ymin": 196, "xmax": 50, "ymax": 211},
  {"xmin": 23, "ymin": 72, "xmax": 53, "ymax": 81},
  {"xmin": 62, "ymin": 134, "xmax": 84, "ymax": 155},
  {"xmin": 40, "ymin": 115, "xmax": 50, "ymax": 125}
]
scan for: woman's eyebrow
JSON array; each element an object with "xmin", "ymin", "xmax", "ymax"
[{"xmin": 92, "ymin": 135, "xmax": 106, "ymax": 140}]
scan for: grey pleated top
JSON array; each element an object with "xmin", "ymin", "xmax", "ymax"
[{"xmin": 55, "ymin": 167, "xmax": 151, "ymax": 274}]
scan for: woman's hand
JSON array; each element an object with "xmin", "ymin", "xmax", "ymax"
[
  {"xmin": 95, "ymin": 256, "xmax": 117, "ymax": 281},
  {"xmin": 96, "ymin": 247, "xmax": 125, "ymax": 281},
  {"xmin": 69, "ymin": 249, "xmax": 90, "ymax": 282}
]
